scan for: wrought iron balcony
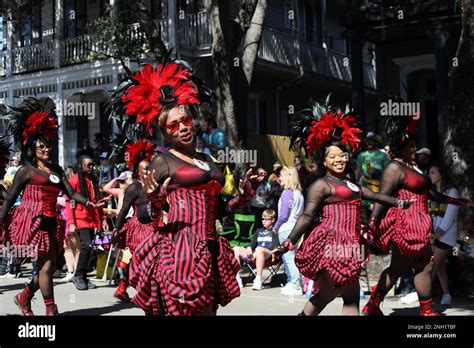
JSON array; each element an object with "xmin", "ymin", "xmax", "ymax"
[{"xmin": 258, "ymin": 27, "xmax": 376, "ymax": 89}]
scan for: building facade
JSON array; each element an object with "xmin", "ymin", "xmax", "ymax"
[{"xmin": 0, "ymin": 0, "xmax": 377, "ymax": 169}]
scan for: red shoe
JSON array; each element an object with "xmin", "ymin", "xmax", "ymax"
[
  {"xmin": 46, "ymin": 304, "xmax": 59, "ymax": 316},
  {"xmin": 114, "ymin": 280, "xmax": 130, "ymax": 302},
  {"xmin": 420, "ymin": 308, "xmax": 440, "ymax": 316},
  {"xmin": 14, "ymin": 284, "xmax": 35, "ymax": 316},
  {"xmin": 419, "ymin": 298, "xmax": 439, "ymax": 316},
  {"xmin": 361, "ymin": 302, "xmax": 384, "ymax": 316}
]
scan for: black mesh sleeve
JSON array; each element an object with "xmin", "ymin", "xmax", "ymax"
[
  {"xmin": 361, "ymin": 187, "xmax": 399, "ymax": 206},
  {"xmin": 55, "ymin": 164, "xmax": 89, "ymax": 206},
  {"xmin": 115, "ymin": 183, "xmax": 140, "ymax": 230},
  {"xmin": 370, "ymin": 162, "xmax": 403, "ymax": 222},
  {"xmin": 428, "ymin": 187, "xmax": 468, "ymax": 206},
  {"xmin": 287, "ymin": 179, "xmax": 331, "ymax": 244}
]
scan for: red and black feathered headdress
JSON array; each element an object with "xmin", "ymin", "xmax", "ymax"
[
  {"xmin": 120, "ymin": 63, "xmax": 200, "ymax": 134},
  {"xmin": 385, "ymin": 111, "xmax": 420, "ymax": 153},
  {"xmin": 290, "ymin": 95, "xmax": 362, "ymax": 157},
  {"xmin": 106, "ymin": 54, "xmax": 215, "ymax": 138},
  {"xmin": 4, "ymin": 97, "xmax": 58, "ymax": 146},
  {"xmin": 125, "ymin": 139, "xmax": 155, "ymax": 170}
]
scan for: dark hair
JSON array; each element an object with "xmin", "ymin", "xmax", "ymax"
[
  {"xmin": 429, "ymin": 162, "xmax": 452, "ymax": 190},
  {"xmin": 389, "ymin": 137, "xmax": 414, "ymax": 159},
  {"xmin": 131, "ymin": 159, "xmax": 149, "ymax": 180},
  {"xmin": 314, "ymin": 141, "xmax": 356, "ymax": 181},
  {"xmin": 77, "ymin": 155, "xmax": 100, "ymax": 201},
  {"xmin": 23, "ymin": 136, "xmax": 52, "ymax": 165}
]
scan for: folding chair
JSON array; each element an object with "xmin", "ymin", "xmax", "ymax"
[
  {"xmin": 242, "ymin": 256, "xmax": 283, "ymax": 287},
  {"xmin": 218, "ymin": 213, "xmax": 256, "ymax": 247}
]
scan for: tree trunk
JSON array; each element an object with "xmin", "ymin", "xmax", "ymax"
[
  {"xmin": 241, "ymin": 0, "xmax": 267, "ymax": 84},
  {"xmin": 443, "ymin": 0, "xmax": 474, "ymax": 234},
  {"xmin": 208, "ymin": 0, "xmax": 268, "ymax": 152},
  {"xmin": 208, "ymin": 0, "xmax": 240, "ymax": 148}
]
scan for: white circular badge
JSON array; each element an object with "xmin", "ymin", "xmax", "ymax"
[
  {"xmin": 49, "ymin": 174, "xmax": 60, "ymax": 184},
  {"xmin": 346, "ymin": 181, "xmax": 360, "ymax": 192},
  {"xmin": 193, "ymin": 158, "xmax": 210, "ymax": 171}
]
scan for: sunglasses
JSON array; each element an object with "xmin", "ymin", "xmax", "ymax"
[
  {"xmin": 36, "ymin": 144, "xmax": 52, "ymax": 151},
  {"xmin": 166, "ymin": 114, "xmax": 193, "ymax": 135},
  {"xmin": 84, "ymin": 162, "xmax": 95, "ymax": 168}
]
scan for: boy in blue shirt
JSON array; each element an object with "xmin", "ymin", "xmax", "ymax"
[{"xmin": 233, "ymin": 209, "xmax": 279, "ymax": 290}]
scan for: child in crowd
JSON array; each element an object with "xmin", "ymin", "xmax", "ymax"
[{"xmin": 233, "ymin": 209, "xmax": 279, "ymax": 290}]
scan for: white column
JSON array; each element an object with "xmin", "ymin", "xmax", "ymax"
[
  {"xmin": 56, "ymin": 80, "xmax": 65, "ymax": 168},
  {"xmin": 6, "ymin": 15, "xmax": 13, "ymax": 77},
  {"xmin": 54, "ymin": 0, "xmax": 64, "ymax": 69}
]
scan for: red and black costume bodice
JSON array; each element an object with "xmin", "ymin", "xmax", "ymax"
[
  {"xmin": 129, "ymin": 151, "xmax": 241, "ymax": 316},
  {"xmin": 288, "ymin": 174, "xmax": 401, "ymax": 286},
  {"xmin": 0, "ymin": 164, "xmax": 89, "ymax": 257},
  {"xmin": 371, "ymin": 160, "xmax": 466, "ymax": 255}
]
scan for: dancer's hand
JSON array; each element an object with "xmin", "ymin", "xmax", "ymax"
[
  {"xmin": 102, "ymin": 220, "xmax": 109, "ymax": 233},
  {"xmin": 271, "ymin": 246, "xmax": 285, "ymax": 263},
  {"xmin": 143, "ymin": 169, "xmax": 171, "ymax": 197},
  {"xmin": 368, "ymin": 217, "xmax": 378, "ymax": 233},
  {"xmin": 398, "ymin": 197, "xmax": 416, "ymax": 209},
  {"xmin": 96, "ymin": 195, "xmax": 112, "ymax": 208}
]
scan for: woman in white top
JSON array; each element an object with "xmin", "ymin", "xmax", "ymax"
[
  {"xmin": 274, "ymin": 166, "xmax": 305, "ymax": 296},
  {"xmin": 429, "ymin": 164, "xmax": 459, "ymax": 306}
]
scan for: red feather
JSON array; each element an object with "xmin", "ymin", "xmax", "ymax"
[
  {"xmin": 304, "ymin": 111, "xmax": 362, "ymax": 155},
  {"xmin": 21, "ymin": 111, "xmax": 58, "ymax": 145},
  {"xmin": 405, "ymin": 116, "xmax": 419, "ymax": 136},
  {"xmin": 121, "ymin": 63, "xmax": 200, "ymax": 134},
  {"xmin": 125, "ymin": 139, "xmax": 155, "ymax": 169}
]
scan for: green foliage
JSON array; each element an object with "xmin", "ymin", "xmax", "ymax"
[{"xmin": 87, "ymin": 0, "xmax": 150, "ymax": 61}]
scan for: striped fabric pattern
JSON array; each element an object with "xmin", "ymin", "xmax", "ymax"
[
  {"xmin": 296, "ymin": 198, "xmax": 369, "ymax": 287},
  {"xmin": 373, "ymin": 188, "xmax": 430, "ymax": 256},
  {"xmin": 129, "ymin": 181, "xmax": 240, "ymax": 316},
  {"xmin": 8, "ymin": 183, "xmax": 63, "ymax": 258},
  {"xmin": 116, "ymin": 212, "xmax": 154, "ymax": 253}
]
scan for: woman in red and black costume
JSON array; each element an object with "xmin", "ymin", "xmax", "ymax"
[
  {"xmin": 111, "ymin": 139, "xmax": 157, "ymax": 302},
  {"xmin": 272, "ymin": 99, "xmax": 415, "ymax": 315},
  {"xmin": 106, "ymin": 61, "xmax": 258, "ymax": 316},
  {"xmin": 0, "ymin": 98, "xmax": 106, "ymax": 316},
  {"xmin": 362, "ymin": 116, "xmax": 471, "ymax": 316}
]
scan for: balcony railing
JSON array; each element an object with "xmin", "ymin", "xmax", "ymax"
[
  {"xmin": 62, "ymin": 34, "xmax": 99, "ymax": 65},
  {"xmin": 6, "ymin": 11, "xmax": 376, "ymax": 90},
  {"xmin": 177, "ymin": 12, "xmax": 212, "ymax": 52},
  {"xmin": 258, "ymin": 27, "xmax": 376, "ymax": 89},
  {"xmin": 12, "ymin": 41, "xmax": 55, "ymax": 73}
]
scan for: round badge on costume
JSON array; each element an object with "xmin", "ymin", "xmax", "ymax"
[
  {"xmin": 193, "ymin": 158, "xmax": 210, "ymax": 171},
  {"xmin": 49, "ymin": 174, "xmax": 60, "ymax": 184},
  {"xmin": 346, "ymin": 181, "xmax": 360, "ymax": 192}
]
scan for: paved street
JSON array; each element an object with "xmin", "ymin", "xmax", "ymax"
[{"xmin": 1, "ymin": 270, "xmax": 474, "ymax": 316}]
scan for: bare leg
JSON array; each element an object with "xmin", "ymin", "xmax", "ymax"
[
  {"xmin": 374, "ymin": 246, "xmax": 411, "ymax": 295},
  {"xmin": 38, "ymin": 239, "xmax": 57, "ymax": 301},
  {"xmin": 301, "ymin": 271, "xmax": 336, "ymax": 316},
  {"xmin": 413, "ymin": 245, "xmax": 434, "ymax": 300},
  {"xmin": 431, "ymin": 246, "xmax": 450, "ymax": 294},
  {"xmin": 254, "ymin": 247, "xmax": 272, "ymax": 277},
  {"xmin": 338, "ymin": 282, "xmax": 360, "ymax": 316}
]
